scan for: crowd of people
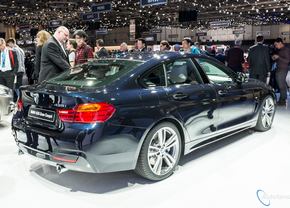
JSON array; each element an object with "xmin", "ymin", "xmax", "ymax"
[{"xmin": 0, "ymin": 25, "xmax": 289, "ymax": 106}]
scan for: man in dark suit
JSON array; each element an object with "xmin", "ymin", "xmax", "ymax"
[
  {"xmin": 39, "ymin": 26, "xmax": 71, "ymax": 82},
  {"xmin": 96, "ymin": 39, "xmax": 108, "ymax": 58},
  {"xmin": 248, "ymin": 35, "xmax": 271, "ymax": 83},
  {"xmin": 137, "ymin": 38, "xmax": 146, "ymax": 52}
]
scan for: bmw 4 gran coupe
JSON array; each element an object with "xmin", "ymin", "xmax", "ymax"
[{"xmin": 12, "ymin": 52, "xmax": 276, "ymax": 181}]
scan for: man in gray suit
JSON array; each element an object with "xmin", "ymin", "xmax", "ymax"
[
  {"xmin": 39, "ymin": 26, "xmax": 71, "ymax": 82},
  {"xmin": 248, "ymin": 35, "xmax": 271, "ymax": 83}
]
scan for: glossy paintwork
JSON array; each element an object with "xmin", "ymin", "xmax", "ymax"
[
  {"xmin": 12, "ymin": 52, "xmax": 276, "ymax": 174},
  {"xmin": 0, "ymin": 84, "xmax": 13, "ymax": 121}
]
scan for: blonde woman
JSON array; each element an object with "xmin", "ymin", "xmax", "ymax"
[{"xmin": 32, "ymin": 30, "xmax": 51, "ymax": 82}]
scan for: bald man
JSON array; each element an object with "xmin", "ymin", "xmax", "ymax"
[{"xmin": 39, "ymin": 26, "xmax": 71, "ymax": 82}]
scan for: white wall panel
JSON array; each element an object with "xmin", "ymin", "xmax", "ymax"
[
  {"xmin": 279, "ymin": 24, "xmax": 290, "ymax": 43},
  {"xmin": 96, "ymin": 24, "xmax": 290, "ymax": 46}
]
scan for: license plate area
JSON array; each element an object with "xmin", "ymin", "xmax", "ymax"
[{"xmin": 28, "ymin": 107, "xmax": 55, "ymax": 123}]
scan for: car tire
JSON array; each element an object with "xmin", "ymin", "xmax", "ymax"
[
  {"xmin": 135, "ymin": 122, "xmax": 182, "ymax": 181},
  {"xmin": 255, "ymin": 95, "xmax": 275, "ymax": 132}
]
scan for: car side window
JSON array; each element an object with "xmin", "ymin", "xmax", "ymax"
[
  {"xmin": 140, "ymin": 64, "xmax": 165, "ymax": 87},
  {"xmin": 195, "ymin": 57, "xmax": 234, "ymax": 84},
  {"xmin": 165, "ymin": 58, "xmax": 203, "ymax": 86}
]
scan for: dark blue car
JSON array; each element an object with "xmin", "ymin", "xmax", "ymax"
[{"xmin": 12, "ymin": 52, "xmax": 276, "ymax": 181}]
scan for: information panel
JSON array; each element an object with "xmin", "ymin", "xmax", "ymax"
[
  {"xmin": 82, "ymin": 12, "xmax": 99, "ymax": 22},
  {"xmin": 49, "ymin": 19, "xmax": 63, "ymax": 28},
  {"xmin": 95, "ymin": 29, "xmax": 108, "ymax": 34},
  {"xmin": 91, "ymin": 2, "xmax": 111, "ymax": 13},
  {"xmin": 196, "ymin": 32, "xmax": 207, "ymax": 37},
  {"xmin": 281, "ymin": 31, "xmax": 290, "ymax": 35},
  {"xmin": 232, "ymin": 30, "xmax": 246, "ymax": 34},
  {"xmin": 256, "ymin": 31, "xmax": 270, "ymax": 36},
  {"xmin": 210, "ymin": 21, "xmax": 229, "ymax": 28},
  {"xmin": 140, "ymin": 0, "xmax": 167, "ymax": 7},
  {"xmin": 150, "ymin": 29, "xmax": 162, "ymax": 34}
]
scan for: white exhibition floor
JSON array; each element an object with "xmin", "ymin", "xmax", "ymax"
[{"xmin": 1, "ymin": 94, "xmax": 290, "ymax": 208}]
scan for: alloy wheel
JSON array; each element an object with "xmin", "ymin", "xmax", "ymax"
[
  {"xmin": 147, "ymin": 127, "xmax": 180, "ymax": 176},
  {"xmin": 261, "ymin": 97, "xmax": 275, "ymax": 128}
]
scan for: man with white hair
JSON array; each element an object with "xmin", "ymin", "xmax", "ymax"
[
  {"xmin": 225, "ymin": 39, "xmax": 246, "ymax": 73},
  {"xmin": 39, "ymin": 26, "xmax": 71, "ymax": 82},
  {"xmin": 120, "ymin": 42, "xmax": 128, "ymax": 52}
]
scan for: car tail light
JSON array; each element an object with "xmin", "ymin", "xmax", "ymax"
[
  {"xmin": 57, "ymin": 108, "xmax": 76, "ymax": 122},
  {"xmin": 17, "ymin": 100, "xmax": 23, "ymax": 112},
  {"xmin": 57, "ymin": 102, "xmax": 115, "ymax": 123}
]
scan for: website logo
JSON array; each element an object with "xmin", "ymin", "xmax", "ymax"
[
  {"xmin": 257, "ymin": 189, "xmax": 271, "ymax": 206},
  {"xmin": 257, "ymin": 189, "xmax": 290, "ymax": 206}
]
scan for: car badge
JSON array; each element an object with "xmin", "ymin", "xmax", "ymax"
[{"xmin": 32, "ymin": 93, "xmax": 39, "ymax": 104}]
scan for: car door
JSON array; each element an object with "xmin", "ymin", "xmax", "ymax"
[
  {"xmin": 194, "ymin": 57, "xmax": 255, "ymax": 132},
  {"xmin": 164, "ymin": 58, "xmax": 219, "ymax": 141}
]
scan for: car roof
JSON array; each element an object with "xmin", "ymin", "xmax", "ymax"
[{"xmin": 91, "ymin": 51, "xmax": 205, "ymax": 63}]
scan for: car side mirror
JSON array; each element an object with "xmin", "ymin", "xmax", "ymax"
[{"xmin": 236, "ymin": 72, "xmax": 246, "ymax": 84}]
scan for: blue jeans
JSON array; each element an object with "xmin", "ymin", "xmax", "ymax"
[{"xmin": 276, "ymin": 71, "xmax": 288, "ymax": 103}]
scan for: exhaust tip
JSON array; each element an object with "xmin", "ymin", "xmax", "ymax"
[
  {"xmin": 56, "ymin": 164, "xmax": 68, "ymax": 174},
  {"xmin": 18, "ymin": 149, "xmax": 24, "ymax": 156}
]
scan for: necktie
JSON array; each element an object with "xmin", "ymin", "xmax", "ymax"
[{"xmin": 1, "ymin": 50, "xmax": 5, "ymax": 68}]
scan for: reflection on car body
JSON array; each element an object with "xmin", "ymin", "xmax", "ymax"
[
  {"xmin": 12, "ymin": 52, "xmax": 276, "ymax": 181},
  {"xmin": 0, "ymin": 84, "xmax": 13, "ymax": 122}
]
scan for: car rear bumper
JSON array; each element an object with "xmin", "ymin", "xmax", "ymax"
[
  {"xmin": 17, "ymin": 142, "xmax": 96, "ymax": 173},
  {"xmin": 12, "ymin": 124, "xmax": 142, "ymax": 174}
]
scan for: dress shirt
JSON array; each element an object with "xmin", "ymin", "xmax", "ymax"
[
  {"xmin": 53, "ymin": 35, "xmax": 67, "ymax": 56},
  {"xmin": 0, "ymin": 49, "xmax": 12, "ymax": 72}
]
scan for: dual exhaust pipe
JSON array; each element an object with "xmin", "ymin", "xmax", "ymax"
[{"xmin": 18, "ymin": 148, "xmax": 68, "ymax": 174}]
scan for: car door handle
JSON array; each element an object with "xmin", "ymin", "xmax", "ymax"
[
  {"xmin": 173, "ymin": 93, "xmax": 188, "ymax": 100},
  {"xmin": 218, "ymin": 90, "xmax": 228, "ymax": 95}
]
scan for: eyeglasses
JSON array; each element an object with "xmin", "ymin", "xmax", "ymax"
[
  {"xmin": 60, "ymin": 31, "xmax": 69, "ymax": 37},
  {"xmin": 0, "ymin": 43, "xmax": 3, "ymax": 46}
]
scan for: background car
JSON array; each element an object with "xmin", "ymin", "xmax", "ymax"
[
  {"xmin": 0, "ymin": 84, "xmax": 13, "ymax": 122},
  {"xmin": 12, "ymin": 52, "xmax": 276, "ymax": 181}
]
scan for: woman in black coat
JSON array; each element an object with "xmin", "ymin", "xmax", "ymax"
[{"xmin": 32, "ymin": 30, "xmax": 51, "ymax": 83}]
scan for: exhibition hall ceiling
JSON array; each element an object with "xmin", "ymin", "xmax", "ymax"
[{"xmin": 0, "ymin": 0, "xmax": 290, "ymax": 30}]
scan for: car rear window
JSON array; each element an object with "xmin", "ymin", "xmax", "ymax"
[{"xmin": 47, "ymin": 59, "xmax": 143, "ymax": 87}]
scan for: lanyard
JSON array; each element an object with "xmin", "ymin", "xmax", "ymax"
[{"xmin": 1, "ymin": 50, "xmax": 6, "ymax": 68}]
